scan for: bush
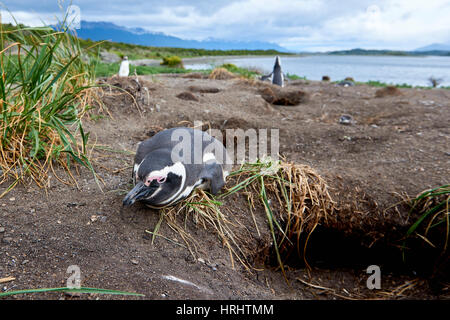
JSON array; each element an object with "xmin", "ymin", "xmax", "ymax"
[
  {"xmin": 428, "ymin": 76, "xmax": 442, "ymax": 88},
  {"xmin": 161, "ymin": 55, "xmax": 184, "ymax": 68}
]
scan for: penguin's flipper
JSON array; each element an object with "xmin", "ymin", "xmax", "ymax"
[
  {"xmin": 260, "ymin": 72, "xmax": 273, "ymax": 81},
  {"xmin": 200, "ymin": 162, "xmax": 225, "ymax": 195}
]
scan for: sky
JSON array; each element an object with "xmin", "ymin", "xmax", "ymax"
[{"xmin": 1, "ymin": 0, "xmax": 449, "ymax": 51}]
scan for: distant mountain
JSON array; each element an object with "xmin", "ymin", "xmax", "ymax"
[
  {"xmin": 415, "ymin": 42, "xmax": 450, "ymax": 52},
  {"xmin": 327, "ymin": 48, "xmax": 450, "ymax": 56},
  {"xmin": 75, "ymin": 21, "xmax": 288, "ymax": 52}
]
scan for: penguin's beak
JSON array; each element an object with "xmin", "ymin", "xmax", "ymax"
[{"xmin": 123, "ymin": 181, "xmax": 155, "ymax": 206}]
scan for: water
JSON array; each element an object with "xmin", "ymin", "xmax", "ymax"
[{"xmin": 185, "ymin": 55, "xmax": 450, "ymax": 87}]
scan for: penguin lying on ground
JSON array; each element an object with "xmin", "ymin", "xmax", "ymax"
[
  {"xmin": 123, "ymin": 127, "xmax": 232, "ymax": 208},
  {"xmin": 260, "ymin": 56, "xmax": 287, "ymax": 87}
]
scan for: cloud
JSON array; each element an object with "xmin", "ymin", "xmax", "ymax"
[{"xmin": 1, "ymin": 0, "xmax": 449, "ymax": 51}]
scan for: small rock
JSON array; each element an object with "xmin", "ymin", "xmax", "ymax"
[
  {"xmin": 370, "ymin": 124, "xmax": 379, "ymax": 128},
  {"xmin": 197, "ymin": 258, "xmax": 206, "ymax": 264},
  {"xmin": 65, "ymin": 291, "xmax": 81, "ymax": 298},
  {"xmin": 131, "ymin": 259, "xmax": 139, "ymax": 265},
  {"xmin": 22, "ymin": 260, "xmax": 29, "ymax": 265},
  {"xmin": 9, "ymin": 197, "xmax": 15, "ymax": 201},
  {"xmin": 341, "ymin": 136, "xmax": 352, "ymax": 141},
  {"xmin": 30, "ymin": 209, "xmax": 36, "ymax": 214},
  {"xmin": 3, "ymin": 237, "xmax": 13, "ymax": 244},
  {"xmin": 0, "ymin": 227, "xmax": 5, "ymax": 233},
  {"xmin": 339, "ymin": 115, "xmax": 354, "ymax": 125}
]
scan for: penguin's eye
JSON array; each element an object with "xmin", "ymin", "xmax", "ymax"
[{"xmin": 157, "ymin": 177, "xmax": 166, "ymax": 184}]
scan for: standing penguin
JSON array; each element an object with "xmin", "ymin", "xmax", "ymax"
[
  {"xmin": 118, "ymin": 56, "xmax": 129, "ymax": 77},
  {"xmin": 260, "ymin": 56, "xmax": 287, "ymax": 87},
  {"xmin": 123, "ymin": 127, "xmax": 232, "ymax": 208}
]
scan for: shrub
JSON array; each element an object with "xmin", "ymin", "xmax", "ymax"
[{"xmin": 161, "ymin": 55, "xmax": 184, "ymax": 68}]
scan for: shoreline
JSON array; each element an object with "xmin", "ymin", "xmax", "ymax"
[{"xmin": 130, "ymin": 54, "xmax": 298, "ymax": 67}]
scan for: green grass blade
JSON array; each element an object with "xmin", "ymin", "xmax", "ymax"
[{"xmin": 0, "ymin": 286, "xmax": 144, "ymax": 297}]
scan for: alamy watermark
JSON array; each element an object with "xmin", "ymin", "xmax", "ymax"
[
  {"xmin": 66, "ymin": 265, "xmax": 81, "ymax": 289},
  {"xmin": 170, "ymin": 121, "xmax": 279, "ymax": 165},
  {"xmin": 366, "ymin": 265, "xmax": 381, "ymax": 290}
]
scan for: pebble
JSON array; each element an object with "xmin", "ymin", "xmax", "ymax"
[
  {"xmin": 0, "ymin": 227, "xmax": 5, "ymax": 233},
  {"xmin": 197, "ymin": 258, "xmax": 206, "ymax": 264},
  {"xmin": 339, "ymin": 115, "xmax": 354, "ymax": 125},
  {"xmin": 9, "ymin": 197, "xmax": 15, "ymax": 201},
  {"xmin": 22, "ymin": 260, "xmax": 29, "ymax": 265},
  {"xmin": 131, "ymin": 259, "xmax": 139, "ymax": 265},
  {"xmin": 65, "ymin": 291, "xmax": 81, "ymax": 298},
  {"xmin": 3, "ymin": 237, "xmax": 13, "ymax": 244}
]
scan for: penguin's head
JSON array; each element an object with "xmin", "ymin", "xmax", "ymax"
[
  {"xmin": 274, "ymin": 56, "xmax": 281, "ymax": 68},
  {"xmin": 123, "ymin": 151, "xmax": 185, "ymax": 207}
]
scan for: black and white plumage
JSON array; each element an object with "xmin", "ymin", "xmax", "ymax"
[
  {"xmin": 118, "ymin": 56, "xmax": 129, "ymax": 77},
  {"xmin": 123, "ymin": 127, "xmax": 232, "ymax": 208},
  {"xmin": 260, "ymin": 56, "xmax": 287, "ymax": 87}
]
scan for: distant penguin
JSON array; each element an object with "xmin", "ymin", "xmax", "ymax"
[
  {"xmin": 123, "ymin": 127, "xmax": 232, "ymax": 208},
  {"xmin": 118, "ymin": 56, "xmax": 129, "ymax": 77},
  {"xmin": 260, "ymin": 56, "xmax": 287, "ymax": 87}
]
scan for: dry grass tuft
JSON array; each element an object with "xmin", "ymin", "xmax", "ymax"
[
  {"xmin": 159, "ymin": 189, "xmax": 251, "ymax": 271},
  {"xmin": 154, "ymin": 159, "xmax": 335, "ymax": 275},
  {"xmin": 208, "ymin": 67, "xmax": 237, "ymax": 80},
  {"xmin": 229, "ymin": 160, "xmax": 335, "ymax": 270},
  {"xmin": 375, "ymin": 86, "xmax": 402, "ymax": 98}
]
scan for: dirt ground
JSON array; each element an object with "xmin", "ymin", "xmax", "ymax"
[{"xmin": 0, "ymin": 74, "xmax": 449, "ymax": 300}]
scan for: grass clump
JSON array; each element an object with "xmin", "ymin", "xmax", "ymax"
[
  {"xmin": 0, "ymin": 20, "xmax": 98, "ymax": 195},
  {"xmin": 224, "ymin": 159, "xmax": 335, "ymax": 271},
  {"xmin": 375, "ymin": 85, "xmax": 402, "ymax": 97},
  {"xmin": 152, "ymin": 158, "xmax": 334, "ymax": 278},
  {"xmin": 160, "ymin": 55, "xmax": 184, "ymax": 68},
  {"xmin": 218, "ymin": 63, "xmax": 260, "ymax": 79},
  {"xmin": 286, "ymin": 73, "xmax": 307, "ymax": 80},
  {"xmin": 404, "ymin": 185, "xmax": 449, "ymax": 255},
  {"xmin": 208, "ymin": 67, "xmax": 237, "ymax": 80}
]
